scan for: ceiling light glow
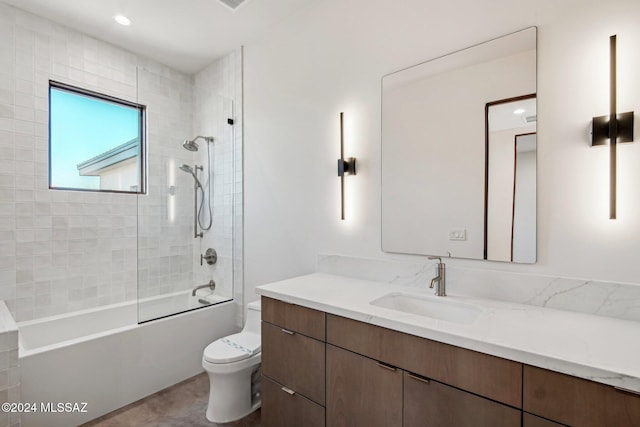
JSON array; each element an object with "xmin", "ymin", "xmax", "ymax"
[{"xmin": 114, "ymin": 14, "xmax": 131, "ymax": 26}]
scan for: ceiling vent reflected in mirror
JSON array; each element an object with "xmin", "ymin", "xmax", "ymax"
[
  {"xmin": 218, "ymin": 0, "xmax": 249, "ymax": 10},
  {"xmin": 488, "ymin": 96, "xmax": 536, "ymax": 132}
]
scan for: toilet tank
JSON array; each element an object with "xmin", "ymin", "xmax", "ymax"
[{"xmin": 242, "ymin": 300, "xmax": 261, "ymax": 335}]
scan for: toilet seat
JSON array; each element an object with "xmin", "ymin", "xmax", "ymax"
[{"xmin": 204, "ymin": 332, "xmax": 261, "ymax": 364}]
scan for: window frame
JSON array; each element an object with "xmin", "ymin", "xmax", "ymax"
[{"xmin": 48, "ymin": 80, "xmax": 147, "ymax": 194}]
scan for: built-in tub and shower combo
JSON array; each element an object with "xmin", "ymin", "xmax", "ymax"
[{"xmin": 16, "ymin": 133, "xmax": 252, "ymax": 427}]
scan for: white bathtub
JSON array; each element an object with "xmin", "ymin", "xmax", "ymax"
[{"xmin": 18, "ymin": 292, "xmax": 237, "ymax": 427}]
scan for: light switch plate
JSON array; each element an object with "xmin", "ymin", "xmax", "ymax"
[{"xmin": 449, "ymin": 229, "xmax": 466, "ymax": 241}]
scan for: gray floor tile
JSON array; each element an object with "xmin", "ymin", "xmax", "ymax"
[{"xmin": 81, "ymin": 373, "xmax": 261, "ymax": 427}]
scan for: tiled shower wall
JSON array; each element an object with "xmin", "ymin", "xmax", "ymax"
[
  {"xmin": 135, "ymin": 63, "xmax": 195, "ymax": 300},
  {"xmin": 0, "ymin": 5, "xmax": 140, "ymax": 321},
  {"xmin": 0, "ymin": 3, "xmax": 243, "ymax": 322}
]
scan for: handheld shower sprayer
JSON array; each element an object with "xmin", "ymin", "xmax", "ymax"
[
  {"xmin": 178, "ymin": 163, "xmax": 194, "ymax": 173},
  {"xmin": 178, "ymin": 164, "xmax": 204, "ymax": 189}
]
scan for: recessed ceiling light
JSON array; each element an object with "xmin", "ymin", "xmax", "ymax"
[
  {"xmin": 513, "ymin": 108, "xmax": 525, "ymax": 115},
  {"xmin": 114, "ymin": 14, "xmax": 131, "ymax": 26}
]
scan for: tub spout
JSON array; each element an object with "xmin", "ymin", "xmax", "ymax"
[{"xmin": 192, "ymin": 280, "xmax": 216, "ymax": 296}]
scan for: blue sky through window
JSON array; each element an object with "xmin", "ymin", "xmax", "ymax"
[{"xmin": 50, "ymin": 86, "xmax": 140, "ymax": 190}]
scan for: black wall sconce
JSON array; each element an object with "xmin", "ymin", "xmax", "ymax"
[
  {"xmin": 591, "ymin": 35, "xmax": 634, "ymax": 219},
  {"xmin": 337, "ymin": 112, "xmax": 357, "ymax": 220}
]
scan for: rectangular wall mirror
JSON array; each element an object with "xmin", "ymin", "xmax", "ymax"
[{"xmin": 381, "ymin": 27, "xmax": 537, "ymax": 263}]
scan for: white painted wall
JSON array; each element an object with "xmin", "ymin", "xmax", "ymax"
[
  {"xmin": 243, "ymin": 0, "xmax": 640, "ymax": 299},
  {"xmin": 98, "ymin": 159, "xmax": 138, "ymax": 191},
  {"xmin": 487, "ymin": 128, "xmax": 516, "ymax": 262},
  {"xmin": 486, "ymin": 126, "xmax": 536, "ymax": 262},
  {"xmin": 513, "ymin": 145, "xmax": 537, "ymax": 263}
]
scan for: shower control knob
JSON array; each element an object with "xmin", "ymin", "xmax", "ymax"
[{"xmin": 201, "ymin": 248, "xmax": 217, "ymax": 266}]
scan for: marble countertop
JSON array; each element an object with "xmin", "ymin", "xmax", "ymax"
[{"xmin": 256, "ymin": 273, "xmax": 640, "ymax": 393}]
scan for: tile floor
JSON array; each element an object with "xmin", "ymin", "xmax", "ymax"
[{"xmin": 81, "ymin": 373, "xmax": 261, "ymax": 427}]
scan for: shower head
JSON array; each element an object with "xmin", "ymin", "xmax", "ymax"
[
  {"xmin": 182, "ymin": 140, "xmax": 199, "ymax": 152},
  {"xmin": 178, "ymin": 164, "xmax": 203, "ymax": 188},
  {"xmin": 181, "ymin": 136, "xmax": 214, "ymax": 152},
  {"xmin": 179, "ymin": 163, "xmax": 194, "ymax": 173}
]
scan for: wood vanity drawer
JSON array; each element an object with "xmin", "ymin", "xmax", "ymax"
[
  {"xmin": 262, "ymin": 375, "xmax": 325, "ymax": 427},
  {"xmin": 326, "ymin": 344, "xmax": 402, "ymax": 427},
  {"xmin": 523, "ymin": 413, "xmax": 568, "ymax": 427},
  {"xmin": 262, "ymin": 296, "xmax": 326, "ymax": 341},
  {"xmin": 262, "ymin": 321, "xmax": 325, "ymax": 405},
  {"xmin": 327, "ymin": 314, "xmax": 522, "ymax": 407},
  {"xmin": 523, "ymin": 365, "xmax": 640, "ymax": 426},
  {"xmin": 404, "ymin": 371, "xmax": 521, "ymax": 427}
]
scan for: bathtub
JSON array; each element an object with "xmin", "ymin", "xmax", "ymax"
[{"xmin": 18, "ymin": 292, "xmax": 237, "ymax": 427}]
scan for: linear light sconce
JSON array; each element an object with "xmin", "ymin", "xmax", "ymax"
[
  {"xmin": 337, "ymin": 112, "xmax": 357, "ymax": 220},
  {"xmin": 591, "ymin": 35, "xmax": 634, "ymax": 219}
]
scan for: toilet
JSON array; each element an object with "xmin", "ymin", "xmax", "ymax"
[{"xmin": 202, "ymin": 300, "xmax": 262, "ymax": 423}]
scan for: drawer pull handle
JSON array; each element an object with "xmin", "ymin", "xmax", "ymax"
[
  {"xmin": 408, "ymin": 373, "xmax": 431, "ymax": 384},
  {"xmin": 614, "ymin": 386, "xmax": 640, "ymax": 397},
  {"xmin": 281, "ymin": 328, "xmax": 295, "ymax": 335},
  {"xmin": 377, "ymin": 362, "xmax": 397, "ymax": 372},
  {"xmin": 281, "ymin": 386, "xmax": 296, "ymax": 395}
]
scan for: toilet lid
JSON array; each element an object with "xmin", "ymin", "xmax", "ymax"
[{"xmin": 203, "ymin": 332, "xmax": 261, "ymax": 364}]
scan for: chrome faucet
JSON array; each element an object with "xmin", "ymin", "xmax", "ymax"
[
  {"xmin": 192, "ymin": 279, "xmax": 215, "ymax": 296},
  {"xmin": 428, "ymin": 256, "xmax": 446, "ymax": 296}
]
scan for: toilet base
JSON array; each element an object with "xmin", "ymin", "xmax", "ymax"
[
  {"xmin": 203, "ymin": 354, "xmax": 262, "ymax": 423},
  {"xmin": 206, "ymin": 400, "xmax": 261, "ymax": 424}
]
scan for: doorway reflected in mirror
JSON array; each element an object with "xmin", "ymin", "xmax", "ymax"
[{"xmin": 485, "ymin": 95, "xmax": 536, "ymax": 263}]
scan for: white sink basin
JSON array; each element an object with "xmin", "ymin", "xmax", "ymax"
[{"xmin": 369, "ymin": 292, "xmax": 482, "ymax": 324}]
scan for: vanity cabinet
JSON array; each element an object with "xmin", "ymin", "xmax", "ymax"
[
  {"xmin": 261, "ymin": 295, "xmax": 640, "ymax": 427},
  {"xmin": 326, "ymin": 344, "xmax": 403, "ymax": 427},
  {"xmin": 325, "ymin": 341, "xmax": 520, "ymax": 427},
  {"xmin": 326, "ymin": 314, "xmax": 522, "ymax": 427},
  {"xmin": 262, "ymin": 321, "xmax": 325, "ymax": 404},
  {"xmin": 261, "ymin": 296, "xmax": 325, "ymax": 341},
  {"xmin": 522, "ymin": 413, "xmax": 567, "ymax": 427},
  {"xmin": 326, "ymin": 314, "xmax": 522, "ymax": 407},
  {"xmin": 261, "ymin": 297, "xmax": 326, "ymax": 427},
  {"xmin": 523, "ymin": 365, "xmax": 640, "ymax": 427},
  {"xmin": 262, "ymin": 376, "xmax": 325, "ymax": 427},
  {"xmin": 404, "ymin": 370, "xmax": 521, "ymax": 427}
]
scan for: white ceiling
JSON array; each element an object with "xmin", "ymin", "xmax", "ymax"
[{"xmin": 1, "ymin": 0, "xmax": 318, "ymax": 74}]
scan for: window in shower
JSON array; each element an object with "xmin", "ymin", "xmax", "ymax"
[{"xmin": 49, "ymin": 81, "xmax": 146, "ymax": 193}]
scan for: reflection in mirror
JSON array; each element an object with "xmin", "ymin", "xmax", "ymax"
[
  {"xmin": 381, "ymin": 27, "xmax": 536, "ymax": 263},
  {"xmin": 485, "ymin": 96, "xmax": 536, "ymax": 263}
]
